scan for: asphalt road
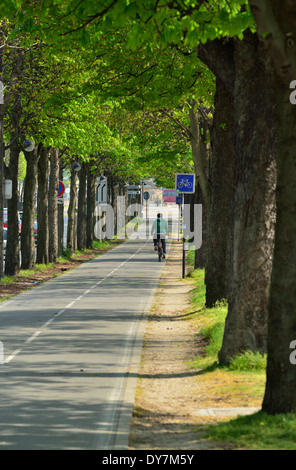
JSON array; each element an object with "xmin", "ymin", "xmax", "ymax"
[{"xmin": 0, "ymin": 232, "xmax": 171, "ymax": 450}]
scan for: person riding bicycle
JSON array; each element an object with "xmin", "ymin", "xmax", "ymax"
[{"xmin": 151, "ymin": 213, "xmax": 168, "ymax": 259}]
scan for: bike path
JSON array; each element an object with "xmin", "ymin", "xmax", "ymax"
[{"xmin": 0, "ymin": 237, "xmax": 168, "ymax": 449}]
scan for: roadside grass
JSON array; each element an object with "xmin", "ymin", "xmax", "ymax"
[
  {"xmin": 0, "ymin": 275, "xmax": 15, "ymax": 285},
  {"xmin": 19, "ymin": 263, "xmax": 55, "ymax": 277},
  {"xmin": 185, "ymin": 253, "xmax": 296, "ymax": 449},
  {"xmin": 0, "ymin": 238, "xmax": 123, "ymax": 301}
]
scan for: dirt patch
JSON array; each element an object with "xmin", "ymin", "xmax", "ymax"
[{"xmin": 128, "ymin": 240, "xmax": 238, "ymax": 450}]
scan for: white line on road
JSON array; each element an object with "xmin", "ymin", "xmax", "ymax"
[
  {"xmin": 25, "ymin": 330, "xmax": 41, "ymax": 344},
  {"xmin": 2, "ymin": 241, "xmax": 150, "ymax": 366}
]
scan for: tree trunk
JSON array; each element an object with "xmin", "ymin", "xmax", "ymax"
[
  {"xmin": 58, "ymin": 166, "xmax": 64, "ymax": 255},
  {"xmin": 77, "ymin": 161, "xmax": 87, "ymax": 250},
  {"xmin": 86, "ymin": 164, "xmax": 96, "ymax": 249},
  {"xmin": 5, "ymin": 142, "xmax": 21, "ymax": 276},
  {"xmin": 218, "ymin": 31, "xmax": 277, "ymax": 363},
  {"xmin": 194, "ymin": 183, "xmax": 207, "ymax": 269},
  {"xmin": 48, "ymin": 148, "xmax": 59, "ymax": 263},
  {"xmin": 67, "ymin": 165, "xmax": 78, "ymax": 253},
  {"xmin": 21, "ymin": 146, "xmax": 39, "ymax": 270},
  {"xmin": 262, "ymin": 79, "xmax": 296, "ymax": 413},
  {"xmin": 249, "ymin": 0, "xmax": 296, "ymax": 413},
  {"xmin": 205, "ymin": 78, "xmax": 234, "ymax": 306},
  {"xmin": 37, "ymin": 146, "xmax": 49, "ymax": 265},
  {"xmin": 0, "ymin": 119, "xmax": 4, "ymax": 279},
  {"xmin": 188, "ymin": 101, "xmax": 211, "ymax": 212}
]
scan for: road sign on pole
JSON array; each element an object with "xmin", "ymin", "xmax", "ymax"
[
  {"xmin": 4, "ymin": 180, "xmax": 12, "ymax": 199},
  {"xmin": 58, "ymin": 180, "xmax": 65, "ymax": 197},
  {"xmin": 175, "ymin": 173, "xmax": 195, "ymax": 194}
]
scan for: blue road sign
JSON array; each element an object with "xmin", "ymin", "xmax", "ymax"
[
  {"xmin": 175, "ymin": 173, "xmax": 195, "ymax": 193},
  {"xmin": 176, "ymin": 196, "xmax": 183, "ymax": 205}
]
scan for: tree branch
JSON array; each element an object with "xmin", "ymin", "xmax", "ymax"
[
  {"xmin": 249, "ymin": 0, "xmax": 296, "ymax": 82},
  {"xmin": 196, "ymin": 38, "xmax": 235, "ymax": 96}
]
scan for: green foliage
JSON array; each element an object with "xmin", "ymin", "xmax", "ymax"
[
  {"xmin": 3, "ymin": 1, "xmax": 257, "ymax": 195},
  {"xmin": 200, "ymin": 321, "xmax": 226, "ymax": 358},
  {"xmin": 206, "ymin": 412, "xmax": 296, "ymax": 450},
  {"xmin": 228, "ymin": 351, "xmax": 267, "ymax": 372}
]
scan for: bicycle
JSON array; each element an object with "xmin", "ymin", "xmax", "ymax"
[{"xmin": 177, "ymin": 178, "xmax": 193, "ymax": 190}]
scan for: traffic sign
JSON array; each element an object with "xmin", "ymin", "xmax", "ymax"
[
  {"xmin": 127, "ymin": 185, "xmax": 141, "ymax": 190},
  {"xmin": 176, "ymin": 196, "xmax": 183, "ymax": 205},
  {"xmin": 175, "ymin": 173, "xmax": 195, "ymax": 193},
  {"xmin": 4, "ymin": 180, "xmax": 12, "ymax": 199},
  {"xmin": 58, "ymin": 180, "xmax": 65, "ymax": 197},
  {"xmin": 143, "ymin": 191, "xmax": 150, "ymax": 200}
]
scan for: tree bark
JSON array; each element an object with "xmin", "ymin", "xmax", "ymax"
[
  {"xmin": 37, "ymin": 146, "xmax": 49, "ymax": 265},
  {"xmin": 21, "ymin": 146, "xmax": 39, "ymax": 270},
  {"xmin": 86, "ymin": 164, "xmax": 96, "ymax": 249},
  {"xmin": 67, "ymin": 164, "xmax": 78, "ymax": 253},
  {"xmin": 205, "ymin": 78, "xmax": 234, "ymax": 306},
  {"xmin": 5, "ymin": 142, "xmax": 21, "ymax": 276},
  {"xmin": 4, "ymin": 47, "xmax": 24, "ymax": 276},
  {"xmin": 250, "ymin": 0, "xmax": 296, "ymax": 414},
  {"xmin": 194, "ymin": 183, "xmax": 207, "ymax": 269},
  {"xmin": 218, "ymin": 31, "xmax": 277, "ymax": 363},
  {"xmin": 58, "ymin": 165, "xmax": 64, "ymax": 255},
  {"xmin": 188, "ymin": 101, "xmax": 211, "ymax": 212},
  {"xmin": 77, "ymin": 161, "xmax": 87, "ymax": 250},
  {"xmin": 48, "ymin": 148, "xmax": 59, "ymax": 263}
]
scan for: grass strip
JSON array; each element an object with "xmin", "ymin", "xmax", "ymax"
[{"xmin": 185, "ymin": 263, "xmax": 296, "ymax": 450}]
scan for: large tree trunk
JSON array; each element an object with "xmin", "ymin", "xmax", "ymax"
[
  {"xmin": 205, "ymin": 78, "xmax": 234, "ymax": 306},
  {"xmin": 37, "ymin": 146, "xmax": 49, "ymax": 265},
  {"xmin": 262, "ymin": 79, "xmax": 296, "ymax": 413},
  {"xmin": 250, "ymin": 0, "xmax": 296, "ymax": 414},
  {"xmin": 218, "ymin": 31, "xmax": 276, "ymax": 363},
  {"xmin": 21, "ymin": 146, "xmax": 39, "ymax": 270},
  {"xmin": 48, "ymin": 148, "xmax": 59, "ymax": 263}
]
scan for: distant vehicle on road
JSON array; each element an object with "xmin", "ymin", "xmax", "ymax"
[{"xmin": 163, "ymin": 189, "xmax": 178, "ymax": 204}]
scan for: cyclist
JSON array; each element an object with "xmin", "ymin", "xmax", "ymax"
[{"xmin": 151, "ymin": 213, "xmax": 168, "ymax": 259}]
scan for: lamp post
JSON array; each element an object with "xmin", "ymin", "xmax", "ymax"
[{"xmin": 0, "ymin": 134, "xmax": 35, "ymax": 278}]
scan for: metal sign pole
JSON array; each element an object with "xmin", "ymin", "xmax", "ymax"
[
  {"xmin": 178, "ymin": 203, "xmax": 180, "ymax": 241},
  {"xmin": 146, "ymin": 198, "xmax": 148, "ymax": 238},
  {"xmin": 182, "ymin": 225, "xmax": 185, "ymax": 279}
]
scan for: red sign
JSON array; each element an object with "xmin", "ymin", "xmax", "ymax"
[{"xmin": 58, "ymin": 180, "xmax": 65, "ymax": 197}]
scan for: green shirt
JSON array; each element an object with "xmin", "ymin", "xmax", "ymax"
[{"xmin": 151, "ymin": 218, "xmax": 168, "ymax": 235}]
